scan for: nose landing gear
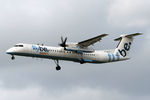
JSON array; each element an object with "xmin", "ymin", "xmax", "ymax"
[{"xmin": 11, "ymin": 55, "xmax": 15, "ymax": 60}]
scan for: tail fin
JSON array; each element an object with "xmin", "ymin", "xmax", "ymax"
[{"xmin": 114, "ymin": 33, "xmax": 142, "ymax": 59}]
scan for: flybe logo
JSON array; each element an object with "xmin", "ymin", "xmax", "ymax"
[
  {"xmin": 32, "ymin": 45, "xmax": 49, "ymax": 52},
  {"xmin": 118, "ymin": 42, "xmax": 131, "ymax": 57}
]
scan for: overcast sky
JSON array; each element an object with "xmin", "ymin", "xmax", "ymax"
[{"xmin": 0, "ymin": 0, "xmax": 150, "ymax": 100}]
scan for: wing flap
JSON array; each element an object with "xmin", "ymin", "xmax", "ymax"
[{"xmin": 78, "ymin": 34, "xmax": 108, "ymax": 47}]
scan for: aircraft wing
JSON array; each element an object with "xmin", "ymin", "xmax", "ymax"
[{"xmin": 77, "ymin": 34, "xmax": 108, "ymax": 47}]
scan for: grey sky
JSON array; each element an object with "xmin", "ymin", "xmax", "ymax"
[{"xmin": 0, "ymin": 0, "xmax": 150, "ymax": 100}]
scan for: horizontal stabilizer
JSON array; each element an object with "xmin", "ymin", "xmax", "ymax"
[{"xmin": 114, "ymin": 33, "xmax": 142, "ymax": 41}]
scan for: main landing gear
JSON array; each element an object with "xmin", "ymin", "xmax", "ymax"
[
  {"xmin": 54, "ymin": 60, "xmax": 61, "ymax": 71},
  {"xmin": 80, "ymin": 59, "xmax": 85, "ymax": 64},
  {"xmin": 11, "ymin": 55, "xmax": 15, "ymax": 60}
]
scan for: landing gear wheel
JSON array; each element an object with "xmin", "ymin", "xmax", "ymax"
[
  {"xmin": 56, "ymin": 66, "xmax": 61, "ymax": 71},
  {"xmin": 54, "ymin": 60, "xmax": 62, "ymax": 71},
  {"xmin": 11, "ymin": 55, "xmax": 15, "ymax": 60},
  {"xmin": 80, "ymin": 59, "xmax": 85, "ymax": 64}
]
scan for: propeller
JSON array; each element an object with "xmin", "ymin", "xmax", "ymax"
[{"xmin": 59, "ymin": 36, "xmax": 68, "ymax": 49}]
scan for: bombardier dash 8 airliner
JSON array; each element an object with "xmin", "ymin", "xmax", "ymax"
[{"xmin": 6, "ymin": 33, "xmax": 142, "ymax": 71}]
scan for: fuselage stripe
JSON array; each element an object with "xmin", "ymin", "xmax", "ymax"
[
  {"xmin": 112, "ymin": 53, "xmax": 115, "ymax": 61},
  {"xmin": 108, "ymin": 53, "xmax": 111, "ymax": 62},
  {"xmin": 116, "ymin": 52, "xmax": 120, "ymax": 60}
]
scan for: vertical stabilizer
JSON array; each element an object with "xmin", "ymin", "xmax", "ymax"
[{"xmin": 114, "ymin": 33, "xmax": 142, "ymax": 59}]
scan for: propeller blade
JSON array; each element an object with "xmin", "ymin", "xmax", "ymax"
[
  {"xmin": 64, "ymin": 37, "xmax": 67, "ymax": 44},
  {"xmin": 59, "ymin": 36, "xmax": 68, "ymax": 48},
  {"xmin": 61, "ymin": 36, "xmax": 63, "ymax": 43}
]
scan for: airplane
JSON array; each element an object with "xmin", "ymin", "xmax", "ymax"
[{"xmin": 6, "ymin": 33, "xmax": 142, "ymax": 71}]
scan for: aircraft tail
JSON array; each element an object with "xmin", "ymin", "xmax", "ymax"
[{"xmin": 114, "ymin": 33, "xmax": 142, "ymax": 59}]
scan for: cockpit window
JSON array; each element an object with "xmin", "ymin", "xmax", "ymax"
[{"xmin": 14, "ymin": 45, "xmax": 24, "ymax": 47}]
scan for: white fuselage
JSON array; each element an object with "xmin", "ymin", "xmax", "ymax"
[{"xmin": 6, "ymin": 43, "xmax": 128, "ymax": 64}]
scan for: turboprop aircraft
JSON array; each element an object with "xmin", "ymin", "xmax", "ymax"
[{"xmin": 6, "ymin": 33, "xmax": 142, "ymax": 71}]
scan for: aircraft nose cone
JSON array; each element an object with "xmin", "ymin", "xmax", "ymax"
[{"xmin": 6, "ymin": 48, "xmax": 14, "ymax": 54}]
